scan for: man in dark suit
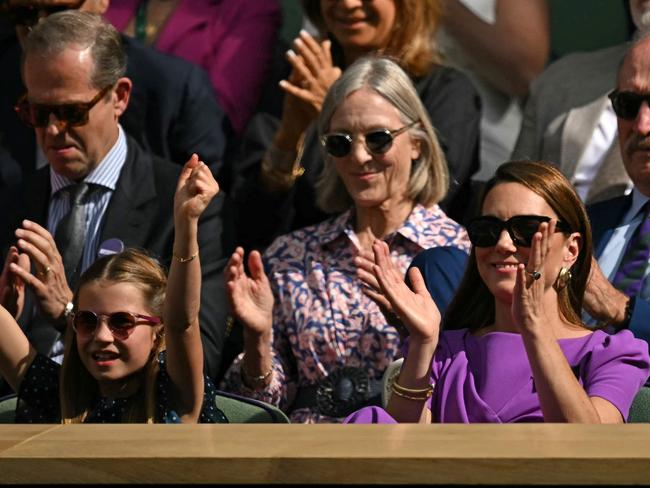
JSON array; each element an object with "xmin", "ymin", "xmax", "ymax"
[
  {"xmin": 584, "ymin": 35, "xmax": 650, "ymax": 345},
  {"xmin": 0, "ymin": 0, "xmax": 228, "ymax": 189},
  {"xmin": 0, "ymin": 10, "xmax": 233, "ymax": 380}
]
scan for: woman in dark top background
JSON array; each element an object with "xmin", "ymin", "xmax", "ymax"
[{"xmin": 230, "ymin": 0, "xmax": 481, "ymax": 251}]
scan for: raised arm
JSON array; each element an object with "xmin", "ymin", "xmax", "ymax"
[
  {"xmin": 164, "ymin": 154, "xmax": 219, "ymax": 422},
  {"xmin": 514, "ymin": 222, "xmax": 622, "ymax": 423},
  {"xmin": 442, "ymin": 0, "xmax": 549, "ymax": 98},
  {"xmin": 0, "ymin": 247, "xmax": 36, "ymax": 392},
  {"xmin": 370, "ymin": 240, "xmax": 440, "ymax": 423}
]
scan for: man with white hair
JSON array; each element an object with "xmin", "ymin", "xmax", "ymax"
[{"xmin": 512, "ymin": 0, "xmax": 650, "ymax": 204}]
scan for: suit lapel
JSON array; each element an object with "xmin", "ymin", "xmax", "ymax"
[
  {"xmin": 586, "ymin": 141, "xmax": 630, "ymax": 204},
  {"xmin": 589, "ymin": 195, "xmax": 632, "ymax": 257},
  {"xmin": 100, "ymin": 138, "xmax": 157, "ymax": 249}
]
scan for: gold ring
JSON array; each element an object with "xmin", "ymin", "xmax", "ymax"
[{"xmin": 39, "ymin": 266, "xmax": 51, "ymax": 277}]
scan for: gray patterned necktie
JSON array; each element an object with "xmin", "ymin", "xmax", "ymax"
[{"xmin": 54, "ymin": 182, "xmax": 90, "ymax": 289}]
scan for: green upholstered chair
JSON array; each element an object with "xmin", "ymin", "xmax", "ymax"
[
  {"xmin": 0, "ymin": 394, "xmax": 17, "ymax": 423},
  {"xmin": 628, "ymin": 387, "xmax": 650, "ymax": 423},
  {"xmin": 0, "ymin": 392, "xmax": 290, "ymax": 424},
  {"xmin": 215, "ymin": 390, "xmax": 290, "ymax": 423}
]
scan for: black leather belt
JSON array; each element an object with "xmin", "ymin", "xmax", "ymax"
[{"xmin": 291, "ymin": 366, "xmax": 383, "ymax": 418}]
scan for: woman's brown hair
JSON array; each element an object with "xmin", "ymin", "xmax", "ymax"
[
  {"xmin": 302, "ymin": 0, "xmax": 442, "ymax": 76},
  {"xmin": 60, "ymin": 248, "xmax": 167, "ymax": 423},
  {"xmin": 444, "ymin": 161, "xmax": 593, "ymax": 331}
]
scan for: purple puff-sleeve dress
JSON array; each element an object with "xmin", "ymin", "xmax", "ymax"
[{"xmin": 345, "ymin": 329, "xmax": 650, "ymax": 423}]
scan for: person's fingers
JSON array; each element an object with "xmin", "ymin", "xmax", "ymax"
[
  {"xmin": 294, "ymin": 32, "xmax": 323, "ymax": 73},
  {"xmin": 177, "ymin": 153, "xmax": 199, "ymax": 192},
  {"xmin": 407, "ymin": 267, "xmax": 429, "ymax": 297},
  {"xmin": 361, "ymin": 286, "xmax": 392, "ymax": 310},
  {"xmin": 285, "ymin": 49, "xmax": 314, "ymax": 84},
  {"xmin": 278, "ymin": 79, "xmax": 314, "ymax": 104},
  {"xmin": 15, "ymin": 236, "xmax": 50, "ymax": 271},
  {"xmin": 8, "ymin": 263, "xmax": 45, "ymax": 295},
  {"xmin": 356, "ymin": 267, "xmax": 381, "ymax": 291},
  {"xmin": 248, "ymin": 250, "xmax": 268, "ymax": 284}
]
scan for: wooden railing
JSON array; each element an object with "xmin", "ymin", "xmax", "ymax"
[{"xmin": 1, "ymin": 423, "xmax": 649, "ymax": 484}]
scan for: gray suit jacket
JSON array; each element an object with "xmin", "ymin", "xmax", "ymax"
[{"xmin": 512, "ymin": 43, "xmax": 631, "ymax": 203}]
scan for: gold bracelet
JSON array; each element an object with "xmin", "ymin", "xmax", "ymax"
[
  {"xmin": 173, "ymin": 250, "xmax": 198, "ymax": 263},
  {"xmin": 242, "ymin": 358, "xmax": 273, "ymax": 386},
  {"xmin": 390, "ymin": 386, "xmax": 432, "ymax": 401},
  {"xmin": 391, "ymin": 379, "xmax": 433, "ymax": 401},
  {"xmin": 260, "ymin": 135, "xmax": 306, "ymax": 192}
]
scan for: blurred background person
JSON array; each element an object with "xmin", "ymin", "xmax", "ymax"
[
  {"xmin": 438, "ymin": 0, "xmax": 550, "ymax": 182},
  {"xmin": 104, "ymin": 0, "xmax": 282, "ymax": 141}
]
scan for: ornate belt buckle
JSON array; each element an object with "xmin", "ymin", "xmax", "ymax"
[{"xmin": 316, "ymin": 366, "xmax": 371, "ymax": 418}]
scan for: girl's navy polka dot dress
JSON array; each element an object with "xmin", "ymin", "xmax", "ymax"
[{"xmin": 15, "ymin": 353, "xmax": 227, "ymax": 423}]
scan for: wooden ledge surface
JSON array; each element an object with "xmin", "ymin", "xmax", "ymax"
[{"xmin": 0, "ymin": 424, "xmax": 649, "ymax": 484}]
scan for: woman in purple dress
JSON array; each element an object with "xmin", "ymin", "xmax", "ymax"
[{"xmin": 347, "ymin": 161, "xmax": 650, "ymax": 423}]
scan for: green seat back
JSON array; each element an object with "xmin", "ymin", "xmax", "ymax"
[
  {"xmin": 0, "ymin": 392, "xmax": 290, "ymax": 424},
  {"xmin": 0, "ymin": 395, "xmax": 17, "ymax": 423},
  {"xmin": 628, "ymin": 387, "xmax": 650, "ymax": 423},
  {"xmin": 215, "ymin": 391, "xmax": 290, "ymax": 423}
]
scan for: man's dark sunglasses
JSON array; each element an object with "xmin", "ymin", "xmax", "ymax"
[
  {"xmin": 14, "ymin": 85, "xmax": 113, "ymax": 129},
  {"xmin": 71, "ymin": 310, "xmax": 161, "ymax": 341},
  {"xmin": 2, "ymin": 1, "xmax": 85, "ymax": 27},
  {"xmin": 320, "ymin": 120, "xmax": 418, "ymax": 158},
  {"xmin": 466, "ymin": 215, "xmax": 571, "ymax": 248},
  {"xmin": 608, "ymin": 90, "xmax": 650, "ymax": 121}
]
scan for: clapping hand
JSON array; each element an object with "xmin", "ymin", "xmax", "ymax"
[
  {"xmin": 355, "ymin": 247, "xmax": 408, "ymax": 337},
  {"xmin": 277, "ymin": 31, "xmax": 342, "ymax": 141},
  {"xmin": 10, "ymin": 221, "xmax": 72, "ymax": 324},
  {"xmin": 225, "ymin": 248, "xmax": 274, "ymax": 338},
  {"xmin": 369, "ymin": 240, "xmax": 441, "ymax": 344},
  {"xmin": 0, "ymin": 246, "xmax": 29, "ymax": 319}
]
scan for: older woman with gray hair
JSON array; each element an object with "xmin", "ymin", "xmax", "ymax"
[{"xmin": 220, "ymin": 56, "xmax": 470, "ymax": 423}]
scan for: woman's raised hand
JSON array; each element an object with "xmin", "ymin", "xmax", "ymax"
[
  {"xmin": 277, "ymin": 31, "xmax": 342, "ymax": 141},
  {"xmin": 225, "ymin": 247, "xmax": 274, "ymax": 337},
  {"xmin": 512, "ymin": 220, "xmax": 552, "ymax": 333},
  {"xmin": 371, "ymin": 240, "xmax": 440, "ymax": 344},
  {"xmin": 174, "ymin": 154, "xmax": 219, "ymax": 223}
]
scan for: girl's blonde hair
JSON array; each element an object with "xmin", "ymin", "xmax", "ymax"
[{"xmin": 60, "ymin": 249, "xmax": 167, "ymax": 423}]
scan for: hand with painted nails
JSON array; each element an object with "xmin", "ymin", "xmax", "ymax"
[
  {"xmin": 275, "ymin": 30, "xmax": 342, "ymax": 146},
  {"xmin": 11, "ymin": 220, "xmax": 73, "ymax": 325}
]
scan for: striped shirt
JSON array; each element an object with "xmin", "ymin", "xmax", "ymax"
[{"xmin": 47, "ymin": 125, "xmax": 127, "ymax": 273}]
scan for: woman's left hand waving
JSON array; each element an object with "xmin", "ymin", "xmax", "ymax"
[{"xmin": 512, "ymin": 220, "xmax": 553, "ymax": 334}]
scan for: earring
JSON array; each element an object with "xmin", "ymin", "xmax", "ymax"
[{"xmin": 556, "ymin": 267, "xmax": 572, "ymax": 290}]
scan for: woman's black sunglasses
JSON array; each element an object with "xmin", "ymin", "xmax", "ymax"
[
  {"xmin": 608, "ymin": 90, "xmax": 650, "ymax": 120},
  {"xmin": 320, "ymin": 120, "xmax": 418, "ymax": 158},
  {"xmin": 466, "ymin": 215, "xmax": 571, "ymax": 248}
]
